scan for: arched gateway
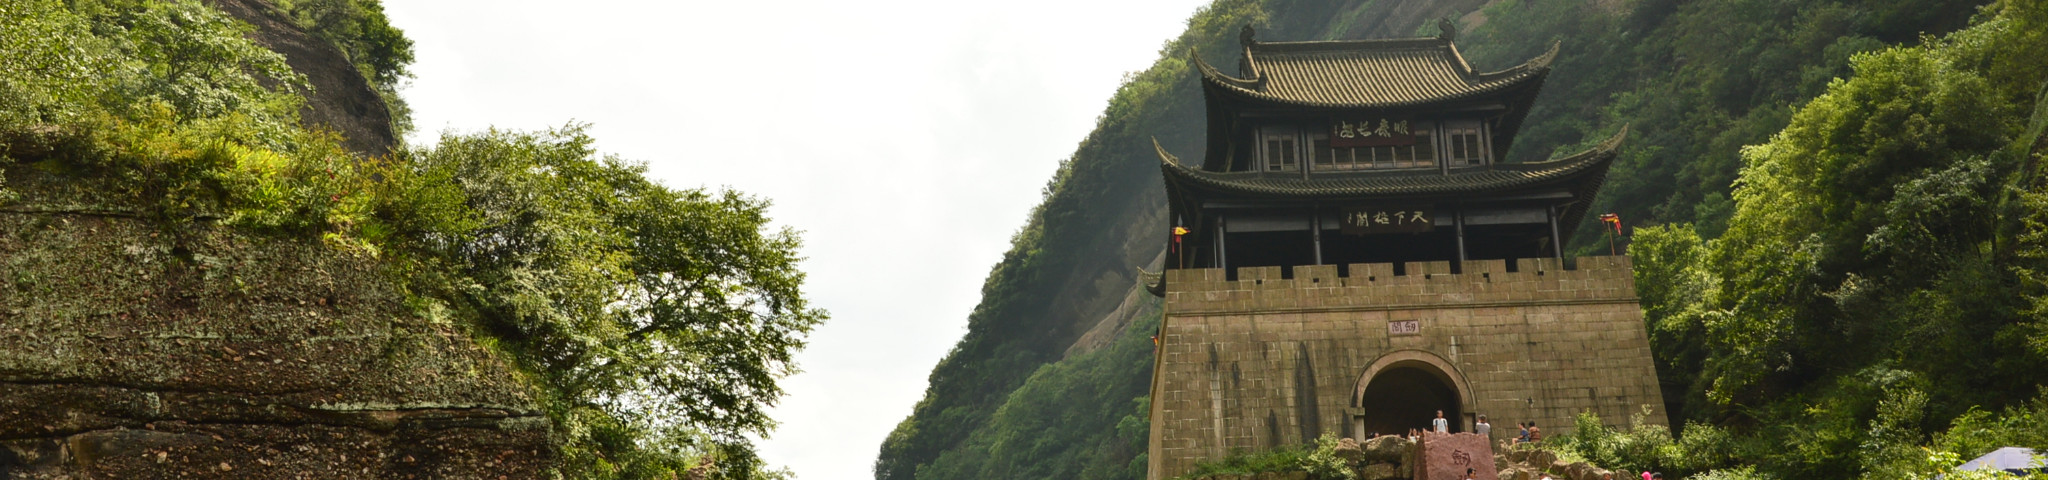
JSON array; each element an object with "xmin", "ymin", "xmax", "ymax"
[{"xmin": 1354, "ymin": 350, "xmax": 1472, "ymax": 437}]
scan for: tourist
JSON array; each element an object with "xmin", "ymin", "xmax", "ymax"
[
  {"xmin": 1640, "ymin": 471, "xmax": 1652, "ymax": 480},
  {"xmin": 1517, "ymin": 422, "xmax": 1530, "ymax": 443},
  {"xmin": 1476, "ymin": 414, "xmax": 1491, "ymax": 436},
  {"xmin": 1528, "ymin": 421, "xmax": 1543, "ymax": 442},
  {"xmin": 1432, "ymin": 410, "xmax": 1449, "ymax": 434},
  {"xmin": 1466, "ymin": 468, "xmax": 1478, "ymax": 480}
]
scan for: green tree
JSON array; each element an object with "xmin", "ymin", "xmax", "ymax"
[
  {"xmin": 1623, "ymin": 2, "xmax": 2048, "ymax": 478},
  {"xmin": 388, "ymin": 125, "xmax": 826, "ymax": 478}
]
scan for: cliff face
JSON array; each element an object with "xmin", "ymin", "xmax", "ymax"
[
  {"xmin": 0, "ymin": 1, "xmax": 548, "ymax": 477},
  {"xmin": 204, "ymin": 0, "xmax": 398, "ymax": 157},
  {"xmin": 0, "ymin": 190, "xmax": 552, "ymax": 478}
]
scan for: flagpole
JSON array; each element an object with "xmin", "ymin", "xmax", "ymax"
[
  {"xmin": 1173, "ymin": 226, "xmax": 1189, "ymax": 269},
  {"xmin": 1598, "ymin": 213, "xmax": 1621, "ymax": 256}
]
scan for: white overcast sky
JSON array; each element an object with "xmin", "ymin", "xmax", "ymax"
[{"xmin": 383, "ymin": 1, "xmax": 1209, "ymax": 478}]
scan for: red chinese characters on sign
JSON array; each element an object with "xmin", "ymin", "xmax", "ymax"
[
  {"xmin": 1388, "ymin": 320, "xmax": 1420, "ymax": 336},
  {"xmin": 1331, "ymin": 118, "xmax": 1416, "ymax": 147},
  {"xmin": 1340, "ymin": 207, "xmax": 1434, "ymax": 235}
]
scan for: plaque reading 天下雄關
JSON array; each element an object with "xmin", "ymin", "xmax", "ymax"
[{"xmin": 1341, "ymin": 207, "xmax": 1434, "ymax": 235}]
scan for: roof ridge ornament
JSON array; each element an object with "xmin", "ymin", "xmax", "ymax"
[
  {"xmin": 1437, "ymin": 18, "xmax": 1458, "ymax": 42},
  {"xmin": 1530, "ymin": 40, "xmax": 1561, "ymax": 69},
  {"xmin": 1236, "ymin": 25, "xmax": 1263, "ymax": 80}
]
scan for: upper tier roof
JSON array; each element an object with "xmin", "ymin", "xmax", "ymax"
[
  {"xmin": 1196, "ymin": 35, "xmax": 1558, "ymax": 109},
  {"xmin": 1156, "ymin": 126, "xmax": 1625, "ymax": 200}
]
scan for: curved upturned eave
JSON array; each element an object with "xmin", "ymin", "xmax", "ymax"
[
  {"xmin": 1192, "ymin": 48, "xmax": 1262, "ymax": 91},
  {"xmin": 1192, "ymin": 40, "xmax": 1559, "ymax": 109},
  {"xmin": 1158, "ymin": 125, "xmax": 1626, "ymax": 200}
]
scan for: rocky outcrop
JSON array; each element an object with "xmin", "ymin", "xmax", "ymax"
[
  {"xmin": 0, "ymin": 173, "xmax": 551, "ymax": 478},
  {"xmin": 202, "ymin": 0, "xmax": 398, "ymax": 157},
  {"xmin": 1498, "ymin": 446, "xmax": 1626, "ymax": 480}
]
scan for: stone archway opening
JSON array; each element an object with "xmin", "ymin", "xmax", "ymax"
[{"xmin": 1356, "ymin": 362, "xmax": 1463, "ymax": 437}]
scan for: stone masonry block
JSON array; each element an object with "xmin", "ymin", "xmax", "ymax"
[
  {"xmin": 1349, "ymin": 262, "xmax": 1395, "ymax": 282},
  {"xmin": 1239, "ymin": 266, "xmax": 1283, "ymax": 282},
  {"xmin": 1294, "ymin": 264, "xmax": 1338, "ymax": 284},
  {"xmin": 1462, "ymin": 258, "xmax": 1509, "ymax": 276},
  {"xmin": 1410, "ymin": 260, "xmax": 1454, "ymax": 277}
]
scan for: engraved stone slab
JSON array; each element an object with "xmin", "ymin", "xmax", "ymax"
[{"xmin": 1418, "ymin": 432, "xmax": 1496, "ymax": 480}]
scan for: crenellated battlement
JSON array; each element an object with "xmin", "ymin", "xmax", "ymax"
[{"xmin": 1162, "ymin": 256, "xmax": 1638, "ymax": 314}]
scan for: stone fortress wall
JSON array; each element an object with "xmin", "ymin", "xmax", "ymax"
[{"xmin": 1146, "ymin": 256, "xmax": 1667, "ymax": 479}]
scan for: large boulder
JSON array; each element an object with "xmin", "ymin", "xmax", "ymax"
[
  {"xmin": 1527, "ymin": 450, "xmax": 1557, "ymax": 470},
  {"xmin": 1362, "ymin": 435, "xmax": 1410, "ymax": 462},
  {"xmin": 1335, "ymin": 437, "xmax": 1366, "ymax": 463},
  {"xmin": 1564, "ymin": 461, "xmax": 1592, "ymax": 479},
  {"xmin": 1401, "ymin": 440, "xmax": 1419, "ymax": 478},
  {"xmin": 1362, "ymin": 462, "xmax": 1402, "ymax": 480}
]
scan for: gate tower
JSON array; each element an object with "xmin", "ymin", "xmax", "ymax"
[{"xmin": 1143, "ymin": 24, "xmax": 1667, "ymax": 479}]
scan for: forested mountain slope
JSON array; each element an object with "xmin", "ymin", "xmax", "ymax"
[{"xmin": 875, "ymin": 0, "xmax": 2012, "ymax": 479}]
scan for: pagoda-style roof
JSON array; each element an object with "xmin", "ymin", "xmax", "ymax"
[
  {"xmin": 1158, "ymin": 126, "xmax": 1624, "ymax": 201},
  {"xmin": 1195, "ymin": 36, "xmax": 1558, "ymax": 109}
]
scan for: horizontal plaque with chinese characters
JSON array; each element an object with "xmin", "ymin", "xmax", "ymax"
[
  {"xmin": 1331, "ymin": 118, "xmax": 1416, "ymax": 147},
  {"xmin": 1388, "ymin": 320, "xmax": 1420, "ymax": 336},
  {"xmin": 1340, "ymin": 207, "xmax": 1434, "ymax": 235}
]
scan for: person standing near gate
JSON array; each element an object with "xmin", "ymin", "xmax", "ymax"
[
  {"xmin": 1475, "ymin": 414, "xmax": 1491, "ymax": 436},
  {"xmin": 1432, "ymin": 410, "xmax": 1449, "ymax": 434}
]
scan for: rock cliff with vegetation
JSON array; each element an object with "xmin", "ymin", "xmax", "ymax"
[
  {"xmin": 1, "ymin": 1, "xmax": 821, "ymax": 478},
  {"xmin": 877, "ymin": 0, "xmax": 2048, "ymax": 479}
]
